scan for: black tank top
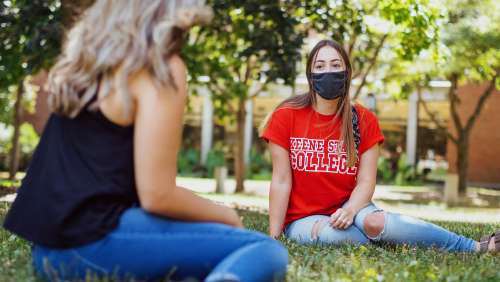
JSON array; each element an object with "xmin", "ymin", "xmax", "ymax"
[{"xmin": 3, "ymin": 93, "xmax": 138, "ymax": 248}]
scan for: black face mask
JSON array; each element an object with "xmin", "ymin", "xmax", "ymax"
[{"xmin": 311, "ymin": 71, "xmax": 347, "ymax": 100}]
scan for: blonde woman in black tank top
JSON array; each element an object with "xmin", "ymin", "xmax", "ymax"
[{"xmin": 3, "ymin": 1, "xmax": 288, "ymax": 281}]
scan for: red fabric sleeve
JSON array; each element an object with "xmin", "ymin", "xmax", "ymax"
[
  {"xmin": 260, "ymin": 108, "xmax": 291, "ymax": 151},
  {"xmin": 358, "ymin": 108, "xmax": 385, "ymax": 155}
]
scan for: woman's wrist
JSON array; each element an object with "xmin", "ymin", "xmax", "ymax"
[
  {"xmin": 341, "ymin": 202, "xmax": 357, "ymax": 215},
  {"xmin": 343, "ymin": 200, "xmax": 370, "ymax": 215},
  {"xmin": 269, "ymin": 230, "xmax": 282, "ymax": 238},
  {"xmin": 269, "ymin": 223, "xmax": 283, "ymax": 238},
  {"xmin": 221, "ymin": 207, "xmax": 243, "ymax": 227}
]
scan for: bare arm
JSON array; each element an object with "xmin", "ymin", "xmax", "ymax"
[
  {"xmin": 343, "ymin": 145, "xmax": 379, "ymax": 213},
  {"xmin": 268, "ymin": 142, "xmax": 292, "ymax": 238},
  {"xmin": 330, "ymin": 145, "xmax": 379, "ymax": 229},
  {"xmin": 132, "ymin": 57, "xmax": 242, "ymax": 227}
]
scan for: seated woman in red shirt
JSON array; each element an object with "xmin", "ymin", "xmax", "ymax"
[
  {"xmin": 261, "ymin": 39, "xmax": 498, "ymax": 253},
  {"xmin": 4, "ymin": 1, "xmax": 287, "ymax": 281}
]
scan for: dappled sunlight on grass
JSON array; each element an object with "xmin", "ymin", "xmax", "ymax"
[
  {"xmin": 198, "ymin": 192, "xmax": 500, "ymax": 224},
  {"xmin": 1, "ymin": 202, "xmax": 499, "ymax": 281}
]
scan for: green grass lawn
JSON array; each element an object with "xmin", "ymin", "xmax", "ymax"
[{"xmin": 1, "ymin": 202, "xmax": 499, "ymax": 282}]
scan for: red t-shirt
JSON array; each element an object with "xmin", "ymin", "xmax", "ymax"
[{"xmin": 261, "ymin": 104, "xmax": 384, "ymax": 227}]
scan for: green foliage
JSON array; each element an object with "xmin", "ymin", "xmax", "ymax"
[
  {"xmin": 394, "ymin": 154, "xmax": 421, "ymax": 186},
  {"xmin": 0, "ymin": 1, "xmax": 63, "ymax": 123},
  {"xmin": 0, "ymin": 86, "xmax": 15, "ymax": 124},
  {"xmin": 0, "ymin": 0, "xmax": 62, "ymax": 87},
  {"xmin": 379, "ymin": 0, "xmax": 441, "ymax": 60},
  {"xmin": 1, "ymin": 202, "xmax": 499, "ymax": 282},
  {"xmin": 18, "ymin": 123, "xmax": 39, "ymax": 155},
  {"xmin": 205, "ymin": 147, "xmax": 226, "ymax": 178},
  {"xmin": 18, "ymin": 123, "xmax": 40, "ymax": 170},
  {"xmin": 246, "ymin": 147, "xmax": 272, "ymax": 180},
  {"xmin": 183, "ymin": 0, "xmax": 303, "ymax": 119},
  {"xmin": 377, "ymin": 155, "xmax": 395, "ymax": 184},
  {"xmin": 176, "ymin": 146, "xmax": 227, "ymax": 178},
  {"xmin": 0, "ymin": 179, "xmax": 20, "ymax": 188},
  {"xmin": 0, "ymin": 123, "xmax": 39, "ymax": 171},
  {"xmin": 386, "ymin": 0, "xmax": 500, "ymax": 99},
  {"xmin": 440, "ymin": 0, "xmax": 500, "ymax": 82},
  {"xmin": 377, "ymin": 153, "xmax": 423, "ymax": 186},
  {"xmin": 294, "ymin": 0, "xmax": 440, "ymax": 100},
  {"xmin": 177, "ymin": 148, "xmax": 202, "ymax": 177}
]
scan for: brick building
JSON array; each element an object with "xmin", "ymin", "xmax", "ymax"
[{"xmin": 447, "ymin": 83, "xmax": 500, "ymax": 188}]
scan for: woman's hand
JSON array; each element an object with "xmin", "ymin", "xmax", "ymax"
[
  {"xmin": 269, "ymin": 230, "xmax": 282, "ymax": 239},
  {"xmin": 269, "ymin": 223, "xmax": 286, "ymax": 239},
  {"xmin": 226, "ymin": 208, "xmax": 244, "ymax": 228},
  {"xmin": 330, "ymin": 145, "xmax": 379, "ymax": 229},
  {"xmin": 329, "ymin": 207, "xmax": 355, "ymax": 229},
  {"xmin": 269, "ymin": 225, "xmax": 282, "ymax": 239}
]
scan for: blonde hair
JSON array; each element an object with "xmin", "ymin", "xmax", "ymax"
[{"xmin": 48, "ymin": 0, "xmax": 212, "ymax": 118}]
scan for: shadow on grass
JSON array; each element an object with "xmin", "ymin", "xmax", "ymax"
[
  {"xmin": 1, "ymin": 203, "xmax": 499, "ymax": 282},
  {"xmin": 375, "ymin": 185, "xmax": 500, "ymax": 209}
]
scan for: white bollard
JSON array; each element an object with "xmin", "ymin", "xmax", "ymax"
[
  {"xmin": 215, "ymin": 166, "xmax": 228, "ymax": 194},
  {"xmin": 444, "ymin": 173, "xmax": 459, "ymax": 206}
]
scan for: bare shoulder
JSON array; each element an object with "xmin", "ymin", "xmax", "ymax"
[
  {"xmin": 129, "ymin": 55, "xmax": 188, "ymax": 102},
  {"xmin": 167, "ymin": 55, "xmax": 188, "ymax": 83}
]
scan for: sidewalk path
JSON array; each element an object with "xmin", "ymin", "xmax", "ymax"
[{"xmin": 2, "ymin": 177, "xmax": 499, "ymax": 223}]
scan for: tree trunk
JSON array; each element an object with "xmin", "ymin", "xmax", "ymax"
[
  {"xmin": 447, "ymin": 74, "xmax": 466, "ymax": 197},
  {"xmin": 448, "ymin": 73, "xmax": 497, "ymax": 197},
  {"xmin": 9, "ymin": 81, "xmax": 24, "ymax": 180},
  {"xmin": 456, "ymin": 134, "xmax": 469, "ymax": 196},
  {"xmin": 234, "ymin": 97, "xmax": 246, "ymax": 193},
  {"xmin": 423, "ymin": 72, "xmax": 497, "ymax": 199}
]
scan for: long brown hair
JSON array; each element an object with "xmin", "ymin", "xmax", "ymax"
[{"xmin": 261, "ymin": 39, "xmax": 358, "ymax": 166}]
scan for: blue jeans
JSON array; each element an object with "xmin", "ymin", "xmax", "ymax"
[
  {"xmin": 285, "ymin": 203, "xmax": 476, "ymax": 252},
  {"xmin": 32, "ymin": 208, "xmax": 288, "ymax": 282}
]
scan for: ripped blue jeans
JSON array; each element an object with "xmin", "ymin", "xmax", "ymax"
[{"xmin": 285, "ymin": 203, "xmax": 476, "ymax": 252}]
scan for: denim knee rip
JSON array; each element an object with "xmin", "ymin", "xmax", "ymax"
[{"xmin": 363, "ymin": 210, "xmax": 386, "ymax": 241}]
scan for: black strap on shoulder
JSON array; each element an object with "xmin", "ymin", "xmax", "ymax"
[
  {"xmin": 84, "ymin": 75, "xmax": 102, "ymax": 111},
  {"xmin": 352, "ymin": 106, "xmax": 361, "ymax": 155}
]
